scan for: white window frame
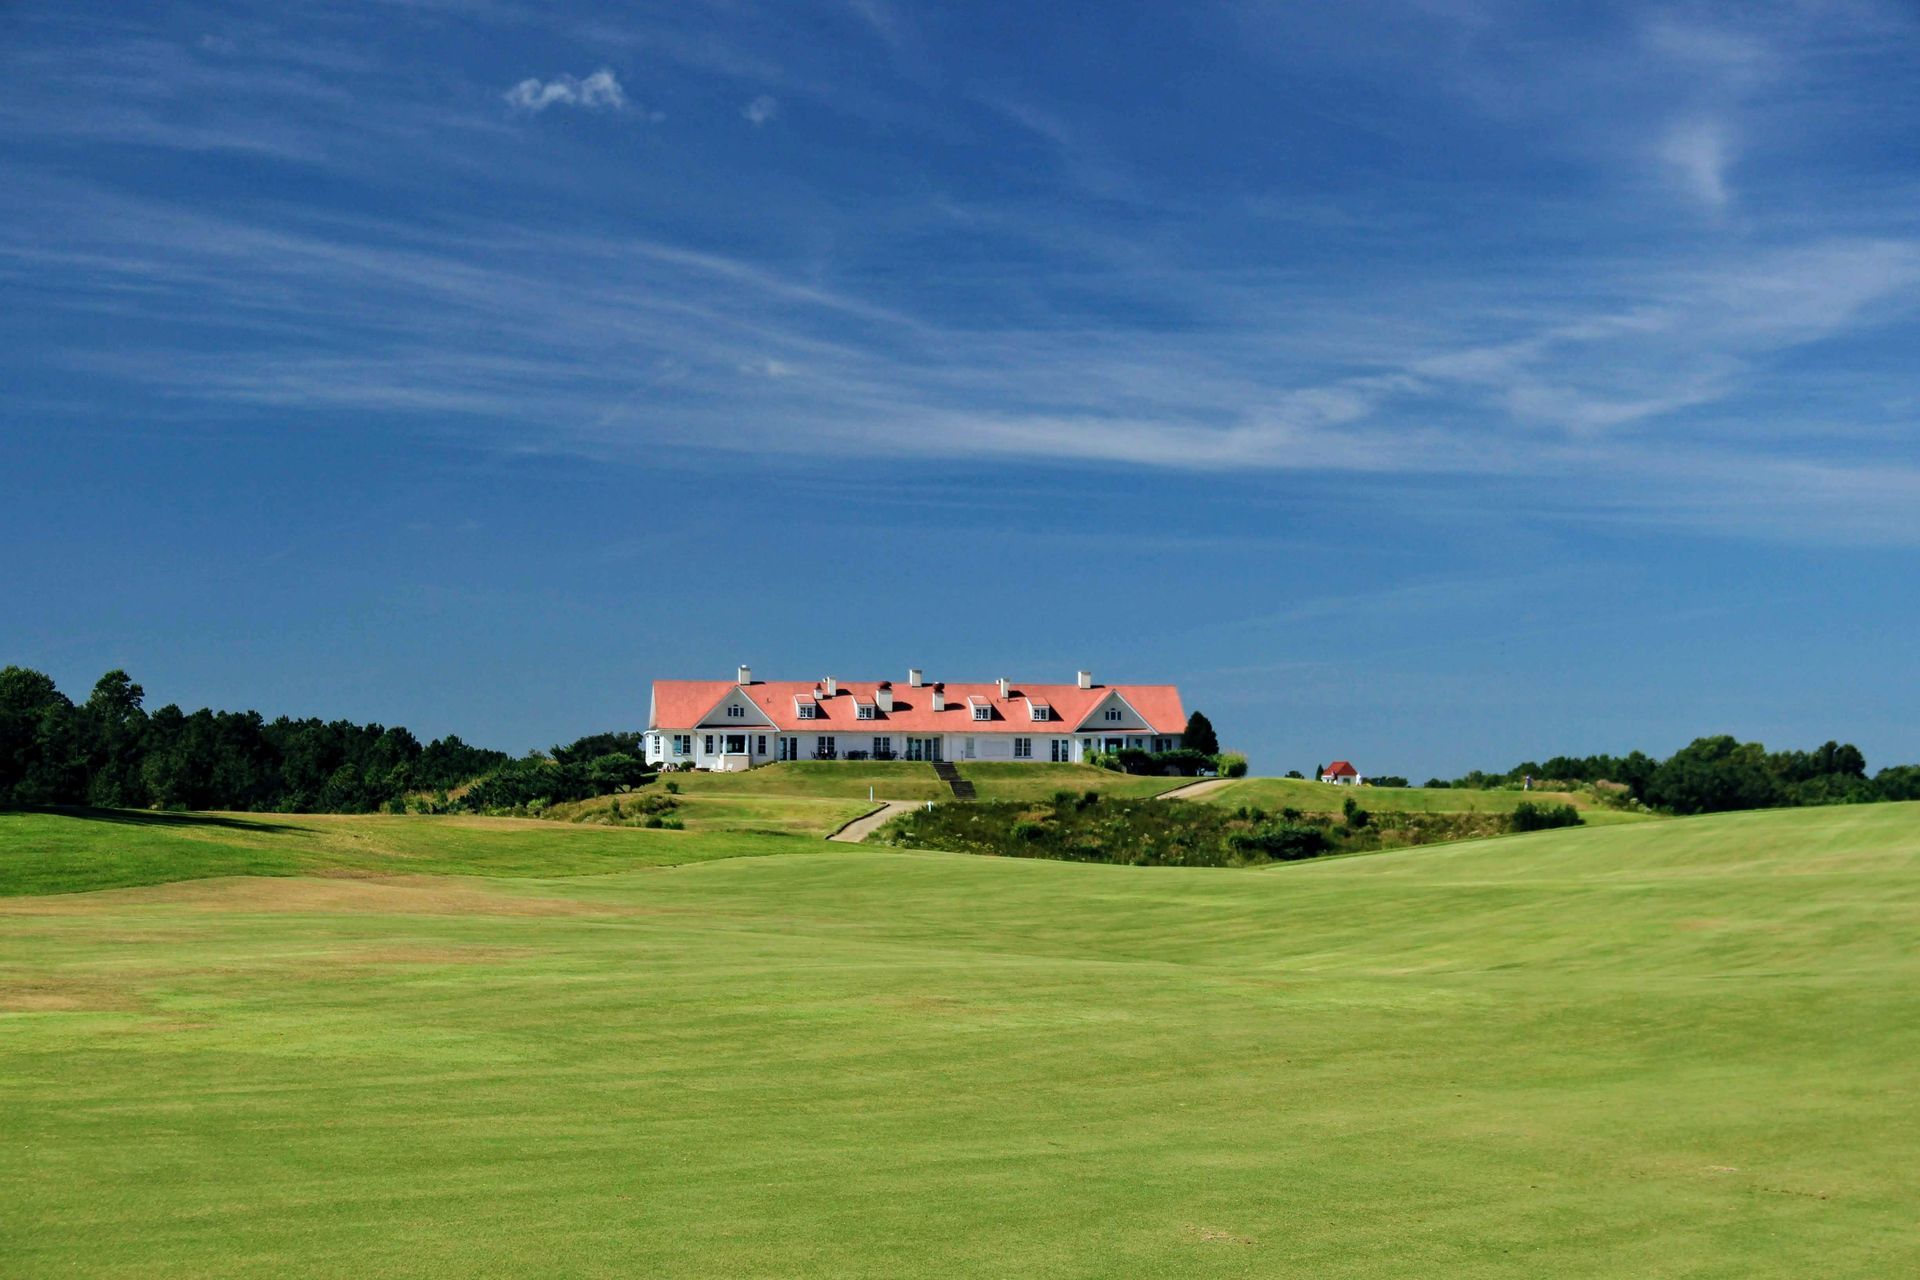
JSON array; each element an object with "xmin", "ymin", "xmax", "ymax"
[
  {"xmin": 972, "ymin": 705, "xmax": 991, "ymax": 721},
  {"xmin": 856, "ymin": 703, "xmax": 875, "ymax": 720},
  {"xmin": 672, "ymin": 734, "xmax": 691, "ymax": 757},
  {"xmin": 797, "ymin": 703, "xmax": 817, "ymax": 720},
  {"xmin": 872, "ymin": 736, "xmax": 891, "ymax": 757},
  {"xmin": 727, "ymin": 704, "xmax": 745, "ymax": 719},
  {"xmin": 1105, "ymin": 707, "xmax": 1122, "ymax": 721},
  {"xmin": 815, "ymin": 735, "xmax": 836, "ymax": 758},
  {"xmin": 1030, "ymin": 704, "xmax": 1050, "ymax": 721},
  {"xmin": 1014, "ymin": 737, "xmax": 1032, "ymax": 759},
  {"xmin": 703, "ymin": 734, "xmax": 715, "ymax": 754}
]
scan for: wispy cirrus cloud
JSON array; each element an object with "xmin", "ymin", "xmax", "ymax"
[
  {"xmin": 1660, "ymin": 117, "xmax": 1735, "ymax": 211},
  {"xmin": 3, "ymin": 0, "xmax": 1918, "ymax": 550}
]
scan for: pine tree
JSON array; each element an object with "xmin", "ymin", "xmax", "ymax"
[{"xmin": 1182, "ymin": 710, "xmax": 1219, "ymax": 756}]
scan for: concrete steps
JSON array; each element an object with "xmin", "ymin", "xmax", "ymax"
[{"xmin": 931, "ymin": 760, "xmax": 976, "ymax": 799}]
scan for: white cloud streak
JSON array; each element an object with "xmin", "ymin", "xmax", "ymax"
[
  {"xmin": 505, "ymin": 67, "xmax": 626, "ymax": 112},
  {"xmin": 741, "ymin": 94, "xmax": 778, "ymax": 126}
]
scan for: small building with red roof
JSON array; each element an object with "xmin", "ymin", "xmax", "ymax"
[
  {"xmin": 1319, "ymin": 760, "xmax": 1363, "ymax": 785},
  {"xmin": 645, "ymin": 666, "xmax": 1186, "ymax": 771}
]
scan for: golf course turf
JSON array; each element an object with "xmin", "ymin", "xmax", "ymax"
[{"xmin": 2, "ymin": 802, "xmax": 1915, "ymax": 1276}]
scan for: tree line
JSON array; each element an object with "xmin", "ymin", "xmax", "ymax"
[
  {"xmin": 0, "ymin": 666, "xmax": 535, "ymax": 813},
  {"xmin": 1428, "ymin": 736, "xmax": 1920, "ymax": 815}
]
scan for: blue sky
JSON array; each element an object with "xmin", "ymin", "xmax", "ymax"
[{"xmin": 3, "ymin": 0, "xmax": 1917, "ymax": 778}]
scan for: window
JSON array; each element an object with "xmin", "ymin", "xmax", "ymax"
[
  {"xmin": 703, "ymin": 735, "xmax": 714, "ymax": 754},
  {"xmin": 872, "ymin": 736, "xmax": 891, "ymax": 758},
  {"xmin": 1050, "ymin": 739, "xmax": 1067, "ymax": 762},
  {"xmin": 672, "ymin": 734, "xmax": 691, "ymax": 757},
  {"xmin": 797, "ymin": 703, "xmax": 817, "ymax": 720},
  {"xmin": 727, "ymin": 704, "xmax": 744, "ymax": 718},
  {"xmin": 972, "ymin": 705, "xmax": 991, "ymax": 721},
  {"xmin": 756, "ymin": 735, "xmax": 766, "ymax": 755},
  {"xmin": 1031, "ymin": 704, "xmax": 1050, "ymax": 721},
  {"xmin": 1104, "ymin": 707, "xmax": 1122, "ymax": 721},
  {"xmin": 778, "ymin": 737, "xmax": 798, "ymax": 761},
  {"xmin": 725, "ymin": 734, "xmax": 746, "ymax": 753},
  {"xmin": 815, "ymin": 735, "xmax": 836, "ymax": 759},
  {"xmin": 856, "ymin": 704, "xmax": 875, "ymax": 720},
  {"xmin": 1014, "ymin": 737, "xmax": 1032, "ymax": 759}
]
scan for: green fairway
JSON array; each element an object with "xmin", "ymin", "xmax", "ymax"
[
  {"xmin": 1199, "ymin": 776, "xmax": 1657, "ymax": 823},
  {"xmin": 3, "ymin": 804, "xmax": 1916, "ymax": 1276},
  {"xmin": 0, "ymin": 810, "xmax": 806, "ymax": 897}
]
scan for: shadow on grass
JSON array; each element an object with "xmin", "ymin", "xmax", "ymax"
[{"xmin": 11, "ymin": 806, "xmax": 300, "ymax": 834}]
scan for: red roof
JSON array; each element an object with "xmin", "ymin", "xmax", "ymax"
[
  {"xmin": 1322, "ymin": 760, "xmax": 1359, "ymax": 776},
  {"xmin": 649, "ymin": 678, "xmax": 1186, "ymax": 735}
]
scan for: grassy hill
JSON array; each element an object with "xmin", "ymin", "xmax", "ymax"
[
  {"xmin": 0, "ymin": 810, "xmax": 807, "ymax": 897},
  {"xmin": 2, "ymin": 803, "xmax": 1915, "ymax": 1276},
  {"xmin": 1199, "ymin": 775, "xmax": 1658, "ymax": 823},
  {"xmin": 545, "ymin": 791, "xmax": 879, "ymax": 838},
  {"xmin": 636, "ymin": 760, "xmax": 1194, "ymax": 802}
]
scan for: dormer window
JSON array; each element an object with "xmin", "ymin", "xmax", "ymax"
[
  {"xmin": 973, "ymin": 705, "xmax": 991, "ymax": 721},
  {"xmin": 856, "ymin": 703, "xmax": 875, "ymax": 720},
  {"xmin": 796, "ymin": 702, "xmax": 817, "ymax": 720},
  {"xmin": 1029, "ymin": 702, "xmax": 1051, "ymax": 722}
]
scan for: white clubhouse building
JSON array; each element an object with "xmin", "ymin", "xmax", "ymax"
[{"xmin": 645, "ymin": 667, "xmax": 1188, "ymax": 771}]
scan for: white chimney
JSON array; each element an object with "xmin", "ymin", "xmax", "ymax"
[
  {"xmin": 737, "ymin": 664, "xmax": 752, "ymax": 685},
  {"xmin": 1076, "ymin": 669, "xmax": 1093, "ymax": 690},
  {"xmin": 931, "ymin": 683, "xmax": 945, "ymax": 711},
  {"xmin": 908, "ymin": 667, "xmax": 923, "ymax": 688},
  {"xmin": 997, "ymin": 676, "xmax": 1010, "ymax": 700},
  {"xmin": 876, "ymin": 682, "xmax": 893, "ymax": 712},
  {"xmin": 823, "ymin": 676, "xmax": 838, "ymax": 698}
]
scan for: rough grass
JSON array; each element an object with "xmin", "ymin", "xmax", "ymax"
[
  {"xmin": 2, "ymin": 804, "xmax": 1916, "ymax": 1277},
  {"xmin": 880, "ymin": 795, "xmax": 1515, "ymax": 865},
  {"xmin": 1200, "ymin": 776, "xmax": 1657, "ymax": 823},
  {"xmin": 0, "ymin": 810, "xmax": 808, "ymax": 896}
]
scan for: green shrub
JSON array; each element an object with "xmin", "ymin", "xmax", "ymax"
[
  {"xmin": 1010, "ymin": 820, "xmax": 1047, "ymax": 842},
  {"xmin": 1342, "ymin": 796, "xmax": 1370, "ymax": 829},
  {"xmin": 1228, "ymin": 822, "xmax": 1330, "ymax": 862},
  {"xmin": 1215, "ymin": 753, "xmax": 1248, "ymax": 778},
  {"xmin": 1510, "ymin": 801, "xmax": 1583, "ymax": 832}
]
